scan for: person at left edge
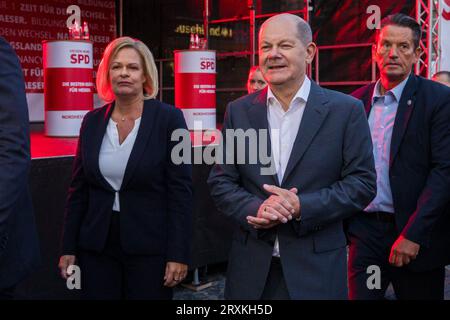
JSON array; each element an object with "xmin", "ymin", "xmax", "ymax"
[
  {"xmin": 0, "ymin": 36, "xmax": 41, "ymax": 300},
  {"xmin": 58, "ymin": 37, "xmax": 193, "ymax": 299}
]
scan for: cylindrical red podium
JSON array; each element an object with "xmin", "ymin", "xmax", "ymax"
[
  {"xmin": 43, "ymin": 40, "xmax": 94, "ymax": 137},
  {"xmin": 174, "ymin": 50, "xmax": 216, "ymax": 130}
]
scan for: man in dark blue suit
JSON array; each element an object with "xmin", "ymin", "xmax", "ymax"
[
  {"xmin": 348, "ymin": 14, "xmax": 450, "ymax": 300},
  {"xmin": 208, "ymin": 14, "xmax": 376, "ymax": 300},
  {"xmin": 0, "ymin": 37, "xmax": 41, "ymax": 299}
]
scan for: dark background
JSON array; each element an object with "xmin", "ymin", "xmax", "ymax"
[{"xmin": 117, "ymin": 0, "xmax": 414, "ymax": 122}]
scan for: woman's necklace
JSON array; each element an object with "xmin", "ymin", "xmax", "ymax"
[{"xmin": 116, "ymin": 102, "xmax": 143, "ymax": 122}]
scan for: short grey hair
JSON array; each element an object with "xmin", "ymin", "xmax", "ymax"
[
  {"xmin": 296, "ymin": 18, "xmax": 312, "ymax": 45},
  {"xmin": 260, "ymin": 13, "xmax": 312, "ymax": 46}
]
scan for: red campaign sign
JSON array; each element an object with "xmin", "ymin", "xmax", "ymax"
[
  {"xmin": 44, "ymin": 68, "xmax": 93, "ymax": 111},
  {"xmin": 0, "ymin": 0, "xmax": 116, "ymax": 93},
  {"xmin": 175, "ymin": 73, "xmax": 216, "ymax": 109}
]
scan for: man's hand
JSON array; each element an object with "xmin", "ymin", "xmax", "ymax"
[
  {"xmin": 263, "ymin": 184, "xmax": 300, "ymax": 218},
  {"xmin": 247, "ymin": 201, "xmax": 283, "ymax": 229},
  {"xmin": 389, "ymin": 235, "xmax": 420, "ymax": 267},
  {"xmin": 164, "ymin": 261, "xmax": 188, "ymax": 287},
  {"xmin": 246, "ymin": 184, "xmax": 300, "ymax": 229},
  {"xmin": 58, "ymin": 255, "xmax": 76, "ymax": 279}
]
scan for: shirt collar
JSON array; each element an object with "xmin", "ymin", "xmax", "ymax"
[
  {"xmin": 372, "ymin": 73, "xmax": 410, "ymax": 105},
  {"xmin": 267, "ymin": 75, "xmax": 311, "ymax": 111}
]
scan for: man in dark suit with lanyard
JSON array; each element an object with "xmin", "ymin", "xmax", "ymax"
[
  {"xmin": 0, "ymin": 36, "xmax": 41, "ymax": 299},
  {"xmin": 348, "ymin": 14, "xmax": 450, "ymax": 300}
]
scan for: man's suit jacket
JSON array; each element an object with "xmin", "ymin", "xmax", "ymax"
[
  {"xmin": 351, "ymin": 74, "xmax": 450, "ymax": 271},
  {"xmin": 208, "ymin": 82, "xmax": 377, "ymax": 299},
  {"xmin": 62, "ymin": 99, "xmax": 193, "ymax": 265},
  {"xmin": 0, "ymin": 37, "xmax": 41, "ymax": 289}
]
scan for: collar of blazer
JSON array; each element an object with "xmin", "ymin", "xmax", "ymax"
[
  {"xmin": 363, "ymin": 73, "xmax": 418, "ymax": 167},
  {"xmin": 246, "ymin": 81, "xmax": 330, "ymax": 186},
  {"xmin": 389, "ymin": 73, "xmax": 418, "ymax": 167},
  {"xmin": 86, "ymin": 99, "xmax": 159, "ymax": 191}
]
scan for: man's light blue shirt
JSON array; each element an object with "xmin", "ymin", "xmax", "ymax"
[{"xmin": 365, "ymin": 75, "xmax": 409, "ymax": 213}]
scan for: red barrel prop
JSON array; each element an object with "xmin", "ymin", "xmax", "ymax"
[
  {"xmin": 174, "ymin": 50, "xmax": 216, "ymax": 130},
  {"xmin": 43, "ymin": 40, "xmax": 93, "ymax": 137}
]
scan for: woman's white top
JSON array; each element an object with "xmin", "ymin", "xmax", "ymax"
[{"xmin": 99, "ymin": 117, "xmax": 142, "ymax": 212}]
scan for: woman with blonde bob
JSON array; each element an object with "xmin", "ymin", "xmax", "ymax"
[{"xmin": 58, "ymin": 37, "xmax": 192, "ymax": 299}]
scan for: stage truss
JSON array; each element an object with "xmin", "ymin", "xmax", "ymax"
[{"xmin": 416, "ymin": 0, "xmax": 441, "ymax": 78}]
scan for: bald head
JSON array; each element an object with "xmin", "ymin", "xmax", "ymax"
[
  {"xmin": 432, "ymin": 71, "xmax": 450, "ymax": 87},
  {"xmin": 259, "ymin": 13, "xmax": 312, "ymax": 46}
]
